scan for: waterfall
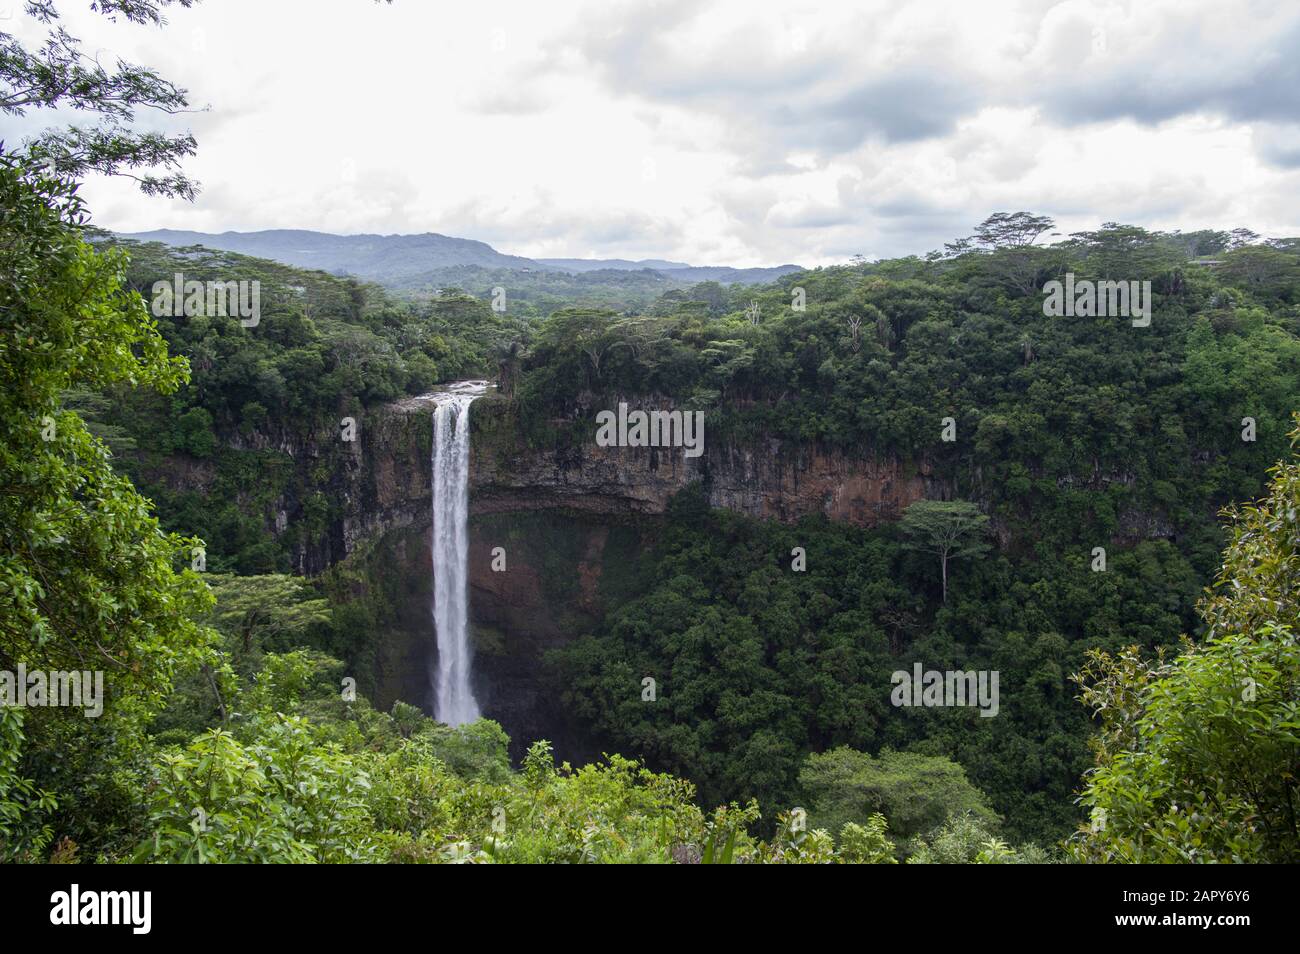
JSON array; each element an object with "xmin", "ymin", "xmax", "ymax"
[{"xmin": 429, "ymin": 382, "xmax": 488, "ymax": 725}]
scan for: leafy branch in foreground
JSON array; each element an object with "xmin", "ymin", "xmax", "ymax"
[
  {"xmin": 1072, "ymin": 421, "xmax": 1300, "ymax": 863},
  {"xmin": 1, "ymin": 1, "xmax": 200, "ymax": 197}
]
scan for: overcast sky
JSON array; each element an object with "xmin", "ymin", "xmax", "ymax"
[{"xmin": 9, "ymin": 0, "xmax": 1300, "ymax": 266}]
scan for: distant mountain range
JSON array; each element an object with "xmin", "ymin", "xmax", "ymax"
[
  {"xmin": 121, "ymin": 229, "xmax": 802, "ymax": 287},
  {"xmin": 535, "ymin": 257, "xmax": 692, "ymax": 272}
]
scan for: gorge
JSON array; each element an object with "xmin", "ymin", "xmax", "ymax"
[
  {"xmin": 349, "ymin": 391, "xmax": 941, "ymax": 760},
  {"xmin": 211, "ymin": 385, "xmax": 1186, "ymax": 767},
  {"xmin": 82, "ymin": 231, "xmax": 1294, "ymax": 852}
]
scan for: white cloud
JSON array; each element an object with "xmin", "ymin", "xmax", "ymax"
[{"xmin": 17, "ymin": 0, "xmax": 1300, "ymax": 267}]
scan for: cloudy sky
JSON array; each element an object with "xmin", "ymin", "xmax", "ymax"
[{"xmin": 8, "ymin": 0, "xmax": 1300, "ymax": 266}]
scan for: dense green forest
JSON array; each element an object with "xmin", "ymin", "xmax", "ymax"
[
  {"xmin": 508, "ymin": 219, "xmax": 1300, "ymax": 846},
  {"xmin": 3, "ymin": 0, "xmax": 1299, "ymax": 867}
]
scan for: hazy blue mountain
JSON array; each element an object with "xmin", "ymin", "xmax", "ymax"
[
  {"xmin": 537, "ymin": 258, "xmax": 802, "ymax": 283},
  {"xmin": 121, "ymin": 229, "xmax": 803, "ymax": 288},
  {"xmin": 658, "ymin": 265, "xmax": 803, "ymax": 283},
  {"xmin": 120, "ymin": 229, "xmax": 545, "ymax": 283},
  {"xmin": 536, "ymin": 257, "xmax": 692, "ymax": 272}
]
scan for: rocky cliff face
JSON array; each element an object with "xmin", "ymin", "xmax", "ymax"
[
  {"xmin": 259, "ymin": 391, "xmax": 939, "ymax": 574},
  {"xmin": 467, "ymin": 395, "xmax": 941, "ymax": 526},
  {"xmin": 463, "ymin": 512, "xmax": 640, "ymax": 763},
  {"xmin": 175, "ymin": 393, "xmax": 442, "ymax": 575},
  {"xmin": 303, "ymin": 392, "xmax": 939, "ymax": 557},
  {"xmin": 144, "ymin": 386, "xmax": 1176, "ymax": 757}
]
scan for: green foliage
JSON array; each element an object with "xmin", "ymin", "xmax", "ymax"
[
  {"xmin": 88, "ymin": 241, "xmax": 524, "ymax": 570},
  {"xmin": 698, "ymin": 800, "xmax": 762, "ymax": 864},
  {"xmin": 136, "ymin": 715, "xmax": 377, "ymax": 863},
  {"xmin": 1, "ymin": 1, "xmax": 199, "ymax": 198},
  {"xmin": 417, "ymin": 719, "xmax": 513, "ymax": 784},
  {"xmin": 0, "ymin": 709, "xmax": 56, "ymax": 861},
  {"xmin": 204, "ymin": 574, "xmax": 332, "ymax": 652},
  {"xmin": 486, "ymin": 751, "xmax": 704, "ymax": 864},
  {"xmin": 753, "ymin": 810, "xmax": 839, "ymax": 864},
  {"xmin": 515, "ymin": 220, "xmax": 1299, "ymax": 566},
  {"xmin": 838, "ymin": 815, "xmax": 897, "ymax": 864},
  {"xmin": 800, "ymin": 747, "xmax": 997, "ymax": 847},
  {"xmin": 0, "ymin": 159, "xmax": 210, "ymax": 704},
  {"xmin": 907, "ymin": 812, "xmax": 1053, "ymax": 864},
  {"xmin": 549, "ymin": 498, "xmax": 1173, "ymax": 843},
  {"xmin": 531, "ymin": 221, "xmax": 1299, "ymax": 848},
  {"xmin": 1074, "ymin": 426, "xmax": 1300, "ymax": 863},
  {"xmin": 397, "ymin": 266, "xmax": 691, "ymax": 314},
  {"xmin": 7, "ymin": 141, "xmax": 1299, "ymax": 864},
  {"xmin": 0, "ymin": 156, "xmax": 214, "ymax": 853}
]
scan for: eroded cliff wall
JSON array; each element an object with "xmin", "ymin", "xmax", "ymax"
[{"xmin": 467, "ymin": 395, "xmax": 941, "ymax": 525}]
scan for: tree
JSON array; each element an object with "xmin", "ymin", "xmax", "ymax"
[
  {"xmin": 1073, "ymin": 425, "xmax": 1300, "ymax": 863},
  {"xmin": 799, "ymin": 747, "xmax": 998, "ymax": 849},
  {"xmin": 1, "ymin": 1, "xmax": 202, "ymax": 198},
  {"xmin": 518, "ymin": 307, "xmax": 619, "ymax": 400},
  {"xmin": 967, "ymin": 212, "xmax": 1056, "ymax": 250},
  {"xmin": 899, "ymin": 500, "xmax": 990, "ymax": 602},
  {"xmin": 941, "ymin": 212, "xmax": 1057, "ymax": 294},
  {"xmin": 906, "ymin": 812, "xmax": 1051, "ymax": 864},
  {"xmin": 135, "ymin": 715, "xmax": 377, "ymax": 863},
  {"xmin": 1228, "ymin": 227, "xmax": 1261, "ymax": 250},
  {"xmin": 0, "ymin": 156, "xmax": 211, "ymax": 703},
  {"xmin": 1064, "ymin": 222, "xmax": 1184, "ymax": 281},
  {"xmin": 205, "ymin": 574, "xmax": 331, "ymax": 654},
  {"xmin": 837, "ymin": 815, "xmax": 897, "ymax": 863},
  {"xmin": 1216, "ymin": 245, "xmax": 1300, "ymax": 301},
  {"xmin": 0, "ymin": 707, "xmax": 56, "ymax": 861},
  {"xmin": 0, "ymin": 156, "xmax": 213, "ymax": 851}
]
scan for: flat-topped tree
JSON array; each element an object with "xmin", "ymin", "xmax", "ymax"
[
  {"xmin": 940, "ymin": 212, "xmax": 1057, "ymax": 295},
  {"xmin": 899, "ymin": 500, "xmax": 991, "ymax": 604}
]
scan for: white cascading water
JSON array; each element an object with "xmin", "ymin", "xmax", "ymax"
[{"xmin": 430, "ymin": 382, "xmax": 489, "ymax": 725}]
